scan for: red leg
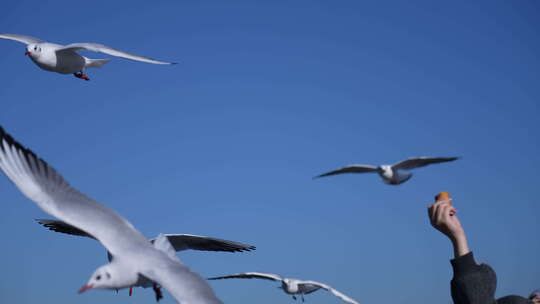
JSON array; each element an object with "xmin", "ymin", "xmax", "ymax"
[
  {"xmin": 129, "ymin": 287, "xmax": 133, "ymax": 296},
  {"xmin": 73, "ymin": 72, "xmax": 90, "ymax": 81}
]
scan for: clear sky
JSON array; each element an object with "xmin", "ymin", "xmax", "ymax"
[{"xmin": 0, "ymin": 1, "xmax": 538, "ymax": 304}]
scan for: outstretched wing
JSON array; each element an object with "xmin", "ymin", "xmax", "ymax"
[
  {"xmin": 35, "ymin": 219, "xmax": 256, "ymax": 253},
  {"xmin": 0, "ymin": 33, "xmax": 44, "ymax": 45},
  {"xmin": 153, "ymin": 234, "xmax": 256, "ymax": 253},
  {"xmin": 0, "ymin": 126, "xmax": 150, "ymax": 257},
  {"xmin": 299, "ymin": 280, "xmax": 360, "ymax": 304},
  {"xmin": 392, "ymin": 157, "xmax": 459, "ymax": 171},
  {"xmin": 36, "ymin": 219, "xmax": 94, "ymax": 238},
  {"xmin": 208, "ymin": 272, "xmax": 283, "ymax": 282},
  {"xmin": 314, "ymin": 165, "xmax": 378, "ymax": 178},
  {"xmin": 142, "ymin": 257, "xmax": 223, "ymax": 304},
  {"xmin": 56, "ymin": 43, "xmax": 176, "ymax": 65}
]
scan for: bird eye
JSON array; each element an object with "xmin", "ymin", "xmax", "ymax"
[
  {"xmin": 96, "ymin": 275, "xmax": 101, "ymax": 281},
  {"xmin": 34, "ymin": 46, "xmax": 37, "ymax": 51}
]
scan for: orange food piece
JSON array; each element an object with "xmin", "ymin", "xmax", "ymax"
[{"xmin": 435, "ymin": 191, "xmax": 451, "ymax": 202}]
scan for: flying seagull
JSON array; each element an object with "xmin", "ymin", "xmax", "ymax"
[
  {"xmin": 0, "ymin": 126, "xmax": 222, "ymax": 304},
  {"xmin": 208, "ymin": 272, "xmax": 360, "ymax": 304},
  {"xmin": 314, "ymin": 156, "xmax": 459, "ymax": 185},
  {"xmin": 0, "ymin": 33, "xmax": 176, "ymax": 80},
  {"xmin": 36, "ymin": 219, "xmax": 255, "ymax": 301}
]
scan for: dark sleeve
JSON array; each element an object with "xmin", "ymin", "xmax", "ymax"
[{"xmin": 450, "ymin": 252, "xmax": 497, "ymax": 304}]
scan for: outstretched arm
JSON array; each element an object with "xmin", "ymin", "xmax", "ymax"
[{"xmin": 428, "ymin": 193, "xmax": 498, "ymax": 304}]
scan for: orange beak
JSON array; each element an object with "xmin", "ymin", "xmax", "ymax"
[
  {"xmin": 78, "ymin": 284, "xmax": 93, "ymax": 294},
  {"xmin": 25, "ymin": 51, "xmax": 31, "ymax": 56}
]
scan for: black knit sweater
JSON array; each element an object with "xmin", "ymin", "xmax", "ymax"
[{"xmin": 450, "ymin": 252, "xmax": 530, "ymax": 304}]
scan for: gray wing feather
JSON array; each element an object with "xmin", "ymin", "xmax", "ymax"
[
  {"xmin": 0, "ymin": 34, "xmax": 44, "ymax": 45},
  {"xmin": 314, "ymin": 165, "xmax": 378, "ymax": 178},
  {"xmin": 153, "ymin": 234, "xmax": 256, "ymax": 253},
  {"xmin": 208, "ymin": 272, "xmax": 283, "ymax": 282},
  {"xmin": 56, "ymin": 43, "xmax": 176, "ymax": 65},
  {"xmin": 392, "ymin": 157, "xmax": 459, "ymax": 171},
  {"xmin": 299, "ymin": 280, "xmax": 360, "ymax": 304}
]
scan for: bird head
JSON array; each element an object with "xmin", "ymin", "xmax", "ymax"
[
  {"xmin": 25, "ymin": 44, "xmax": 42, "ymax": 57},
  {"xmin": 79, "ymin": 264, "xmax": 115, "ymax": 293}
]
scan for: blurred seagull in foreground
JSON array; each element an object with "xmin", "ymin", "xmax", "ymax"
[
  {"xmin": 0, "ymin": 33, "xmax": 176, "ymax": 80},
  {"xmin": 36, "ymin": 219, "xmax": 255, "ymax": 301},
  {"xmin": 208, "ymin": 272, "xmax": 360, "ymax": 304},
  {"xmin": 315, "ymin": 156, "xmax": 459, "ymax": 185},
  {"xmin": 0, "ymin": 126, "xmax": 222, "ymax": 304}
]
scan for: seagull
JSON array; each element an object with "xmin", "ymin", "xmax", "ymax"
[
  {"xmin": 0, "ymin": 126, "xmax": 222, "ymax": 304},
  {"xmin": 36, "ymin": 219, "xmax": 255, "ymax": 301},
  {"xmin": 0, "ymin": 33, "xmax": 176, "ymax": 80},
  {"xmin": 208, "ymin": 272, "xmax": 360, "ymax": 304},
  {"xmin": 314, "ymin": 156, "xmax": 459, "ymax": 185}
]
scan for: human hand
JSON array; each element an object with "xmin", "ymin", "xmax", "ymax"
[
  {"xmin": 428, "ymin": 192, "xmax": 470, "ymax": 257},
  {"xmin": 428, "ymin": 198, "xmax": 464, "ymax": 241}
]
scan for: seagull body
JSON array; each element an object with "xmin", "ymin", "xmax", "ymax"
[
  {"xmin": 208, "ymin": 272, "xmax": 360, "ymax": 304},
  {"xmin": 315, "ymin": 157, "xmax": 459, "ymax": 185},
  {"xmin": 36, "ymin": 218, "xmax": 255, "ymax": 300},
  {"xmin": 0, "ymin": 33, "xmax": 175, "ymax": 80},
  {"xmin": 0, "ymin": 126, "xmax": 222, "ymax": 304}
]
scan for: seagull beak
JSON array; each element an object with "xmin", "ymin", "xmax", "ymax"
[
  {"xmin": 78, "ymin": 284, "xmax": 93, "ymax": 294},
  {"xmin": 24, "ymin": 51, "xmax": 31, "ymax": 56}
]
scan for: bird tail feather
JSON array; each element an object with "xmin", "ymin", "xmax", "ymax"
[{"xmin": 85, "ymin": 58, "xmax": 111, "ymax": 69}]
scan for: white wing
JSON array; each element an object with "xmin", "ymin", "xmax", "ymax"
[
  {"xmin": 35, "ymin": 219, "xmax": 255, "ymax": 253},
  {"xmin": 314, "ymin": 164, "xmax": 378, "ymax": 178},
  {"xmin": 391, "ymin": 156, "xmax": 459, "ymax": 171},
  {"xmin": 142, "ymin": 257, "xmax": 223, "ymax": 304},
  {"xmin": 299, "ymin": 280, "xmax": 360, "ymax": 304},
  {"xmin": 0, "ymin": 126, "xmax": 149, "ymax": 257},
  {"xmin": 56, "ymin": 43, "xmax": 176, "ymax": 65},
  {"xmin": 208, "ymin": 272, "xmax": 283, "ymax": 282},
  {"xmin": 153, "ymin": 234, "xmax": 256, "ymax": 253},
  {"xmin": 0, "ymin": 33, "xmax": 44, "ymax": 45}
]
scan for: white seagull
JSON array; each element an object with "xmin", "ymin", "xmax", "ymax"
[
  {"xmin": 36, "ymin": 219, "xmax": 255, "ymax": 301},
  {"xmin": 0, "ymin": 126, "xmax": 222, "ymax": 304},
  {"xmin": 0, "ymin": 33, "xmax": 176, "ymax": 80},
  {"xmin": 315, "ymin": 156, "xmax": 459, "ymax": 185},
  {"xmin": 208, "ymin": 272, "xmax": 360, "ymax": 304}
]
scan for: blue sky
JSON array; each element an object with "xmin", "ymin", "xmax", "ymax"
[{"xmin": 0, "ymin": 1, "xmax": 539, "ymax": 303}]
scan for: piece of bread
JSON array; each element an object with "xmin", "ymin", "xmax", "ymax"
[
  {"xmin": 435, "ymin": 191, "xmax": 451, "ymax": 202},
  {"xmin": 435, "ymin": 191, "xmax": 455, "ymax": 215}
]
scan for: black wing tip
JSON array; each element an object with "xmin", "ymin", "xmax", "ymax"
[
  {"xmin": 313, "ymin": 173, "xmax": 328, "ymax": 179},
  {"xmin": 213, "ymin": 244, "xmax": 256, "ymax": 253},
  {"xmin": 35, "ymin": 218, "xmax": 51, "ymax": 224},
  {"xmin": 233, "ymin": 245, "xmax": 256, "ymax": 253},
  {"xmin": 207, "ymin": 277, "xmax": 222, "ymax": 280},
  {"xmin": 0, "ymin": 125, "xmax": 41, "ymax": 164},
  {"xmin": 34, "ymin": 219, "xmax": 60, "ymax": 232}
]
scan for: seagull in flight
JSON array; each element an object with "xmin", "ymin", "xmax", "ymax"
[
  {"xmin": 36, "ymin": 219, "xmax": 255, "ymax": 301},
  {"xmin": 0, "ymin": 33, "xmax": 176, "ymax": 80},
  {"xmin": 0, "ymin": 126, "xmax": 222, "ymax": 304},
  {"xmin": 208, "ymin": 272, "xmax": 360, "ymax": 304},
  {"xmin": 315, "ymin": 156, "xmax": 459, "ymax": 185}
]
